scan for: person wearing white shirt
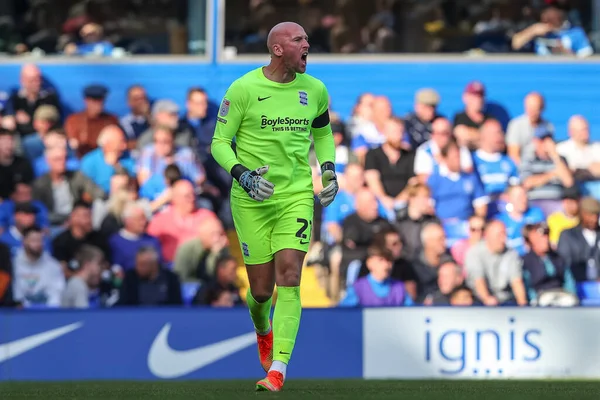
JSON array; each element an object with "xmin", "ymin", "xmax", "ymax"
[
  {"xmin": 12, "ymin": 225, "xmax": 64, "ymax": 308},
  {"xmin": 414, "ymin": 117, "xmax": 472, "ymax": 183}
]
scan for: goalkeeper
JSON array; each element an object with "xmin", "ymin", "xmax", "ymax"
[{"xmin": 211, "ymin": 21, "xmax": 338, "ymax": 392}]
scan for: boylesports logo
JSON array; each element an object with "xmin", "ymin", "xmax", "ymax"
[{"xmin": 261, "ymin": 115, "xmax": 310, "ymax": 132}]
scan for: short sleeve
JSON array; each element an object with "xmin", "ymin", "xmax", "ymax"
[
  {"xmin": 414, "ymin": 146, "xmax": 433, "ymax": 175},
  {"xmin": 505, "ymin": 118, "xmax": 523, "ymax": 146},
  {"xmin": 364, "ymin": 149, "xmax": 379, "ymax": 171}
]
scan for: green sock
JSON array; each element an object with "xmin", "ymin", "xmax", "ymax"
[
  {"xmin": 272, "ymin": 286, "xmax": 302, "ymax": 364},
  {"xmin": 246, "ymin": 290, "xmax": 272, "ymax": 334}
]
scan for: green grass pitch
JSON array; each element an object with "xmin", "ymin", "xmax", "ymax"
[{"xmin": 1, "ymin": 380, "xmax": 599, "ymax": 399}]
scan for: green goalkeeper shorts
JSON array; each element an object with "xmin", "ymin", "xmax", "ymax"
[{"xmin": 231, "ymin": 195, "xmax": 314, "ymax": 265}]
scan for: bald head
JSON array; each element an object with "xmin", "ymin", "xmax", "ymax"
[
  {"xmin": 20, "ymin": 64, "xmax": 41, "ymax": 94},
  {"xmin": 267, "ymin": 22, "xmax": 305, "ymax": 55},
  {"xmin": 173, "ymin": 179, "xmax": 194, "ymax": 197},
  {"xmin": 479, "ymin": 119, "xmax": 504, "ymax": 152},
  {"xmin": 198, "ymin": 217, "xmax": 226, "ymax": 247},
  {"xmin": 568, "ymin": 115, "xmax": 589, "ymax": 144},
  {"xmin": 524, "ymin": 92, "xmax": 544, "ymax": 121},
  {"xmin": 98, "ymin": 125, "xmax": 125, "ymax": 151},
  {"xmin": 485, "ymin": 220, "xmax": 507, "ymax": 252}
]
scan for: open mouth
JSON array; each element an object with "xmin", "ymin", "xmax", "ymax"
[{"xmin": 301, "ymin": 52, "xmax": 308, "ymax": 62}]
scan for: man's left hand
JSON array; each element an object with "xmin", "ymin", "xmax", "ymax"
[{"xmin": 318, "ymin": 162, "xmax": 338, "ymax": 207}]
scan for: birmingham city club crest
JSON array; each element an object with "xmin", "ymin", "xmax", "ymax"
[
  {"xmin": 219, "ymin": 99, "xmax": 230, "ymax": 117},
  {"xmin": 299, "ymin": 91, "xmax": 308, "ymax": 106}
]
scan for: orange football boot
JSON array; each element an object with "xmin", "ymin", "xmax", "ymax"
[
  {"xmin": 255, "ymin": 370, "xmax": 284, "ymax": 392},
  {"xmin": 256, "ymin": 324, "xmax": 273, "ymax": 373}
]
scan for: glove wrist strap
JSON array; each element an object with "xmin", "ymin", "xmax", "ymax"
[
  {"xmin": 231, "ymin": 164, "xmax": 250, "ymax": 182},
  {"xmin": 321, "ymin": 161, "xmax": 335, "ymax": 174}
]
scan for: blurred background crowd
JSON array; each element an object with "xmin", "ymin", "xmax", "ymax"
[
  {"xmin": 0, "ymin": 0, "xmax": 598, "ymax": 311},
  {"xmin": 0, "ymin": 0, "xmax": 597, "ymax": 56}
]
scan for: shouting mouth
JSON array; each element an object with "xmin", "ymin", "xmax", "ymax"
[{"xmin": 301, "ymin": 52, "xmax": 308, "ymax": 65}]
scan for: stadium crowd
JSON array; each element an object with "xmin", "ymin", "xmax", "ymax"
[{"xmin": 0, "ymin": 61, "xmax": 598, "ymax": 310}]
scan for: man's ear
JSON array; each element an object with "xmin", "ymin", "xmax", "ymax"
[{"xmin": 272, "ymin": 44, "xmax": 283, "ymax": 57}]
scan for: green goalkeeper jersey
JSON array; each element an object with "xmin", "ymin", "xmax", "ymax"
[{"xmin": 211, "ymin": 67, "xmax": 335, "ymax": 200}]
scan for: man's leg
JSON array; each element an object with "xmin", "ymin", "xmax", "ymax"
[{"xmin": 245, "ymin": 261, "xmax": 276, "ymax": 372}]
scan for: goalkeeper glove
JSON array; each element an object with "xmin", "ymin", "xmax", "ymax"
[
  {"xmin": 232, "ymin": 164, "xmax": 275, "ymax": 202},
  {"xmin": 318, "ymin": 162, "xmax": 338, "ymax": 207}
]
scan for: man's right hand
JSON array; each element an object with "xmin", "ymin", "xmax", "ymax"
[
  {"xmin": 239, "ymin": 165, "xmax": 275, "ymax": 202},
  {"xmin": 483, "ymin": 296, "xmax": 499, "ymax": 306}
]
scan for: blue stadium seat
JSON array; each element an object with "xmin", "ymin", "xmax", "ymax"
[
  {"xmin": 182, "ymin": 282, "xmax": 201, "ymax": 306},
  {"xmin": 577, "ymin": 282, "xmax": 600, "ymax": 302}
]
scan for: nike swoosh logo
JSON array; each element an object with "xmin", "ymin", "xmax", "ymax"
[
  {"xmin": 147, "ymin": 323, "xmax": 256, "ymax": 378},
  {"xmin": 258, "ymin": 96, "xmax": 271, "ymax": 101},
  {"xmin": 0, "ymin": 322, "xmax": 83, "ymax": 363}
]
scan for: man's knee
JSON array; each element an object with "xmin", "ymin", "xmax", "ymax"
[
  {"xmin": 275, "ymin": 251, "xmax": 303, "ymax": 286},
  {"xmin": 249, "ymin": 290, "xmax": 273, "ymax": 304}
]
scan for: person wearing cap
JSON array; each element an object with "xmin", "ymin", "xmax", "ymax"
[
  {"xmin": 20, "ymin": 105, "xmax": 61, "ymax": 161},
  {"xmin": 547, "ymin": 185, "xmax": 580, "ymax": 246},
  {"xmin": 557, "ymin": 196, "xmax": 600, "ymax": 282},
  {"xmin": 506, "ymin": 92, "xmax": 554, "ymax": 166},
  {"xmin": 522, "ymin": 222, "xmax": 576, "ymax": 303},
  {"xmin": 5, "ymin": 64, "xmax": 61, "ymax": 137},
  {"xmin": 403, "ymin": 88, "xmax": 444, "ymax": 148},
  {"xmin": 0, "ymin": 202, "xmax": 50, "ymax": 256},
  {"xmin": 520, "ymin": 125, "xmax": 574, "ymax": 215},
  {"xmin": 136, "ymin": 99, "xmax": 193, "ymax": 150},
  {"xmin": 452, "ymin": 81, "xmax": 492, "ymax": 150},
  {"xmin": 64, "ymin": 84, "xmax": 119, "ymax": 158}
]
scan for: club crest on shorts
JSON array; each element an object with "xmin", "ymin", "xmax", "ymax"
[
  {"xmin": 298, "ymin": 91, "xmax": 308, "ymax": 106},
  {"xmin": 242, "ymin": 242, "xmax": 250, "ymax": 257},
  {"xmin": 219, "ymin": 99, "xmax": 230, "ymax": 117}
]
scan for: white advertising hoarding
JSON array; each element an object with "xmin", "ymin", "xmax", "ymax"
[{"xmin": 363, "ymin": 308, "xmax": 600, "ymax": 379}]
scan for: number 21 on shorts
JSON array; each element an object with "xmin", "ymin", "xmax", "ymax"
[{"xmin": 296, "ymin": 218, "xmax": 312, "ymax": 245}]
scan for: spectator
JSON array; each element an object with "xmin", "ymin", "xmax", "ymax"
[
  {"xmin": 5, "ymin": 64, "xmax": 61, "ymax": 136},
  {"xmin": 337, "ymin": 188, "xmax": 391, "ymax": 301},
  {"xmin": 109, "ymin": 200, "xmax": 161, "ymax": 272},
  {"xmin": 139, "ymin": 163, "xmax": 182, "ymax": 214},
  {"xmin": 472, "ymin": 119, "xmax": 519, "ymax": 216},
  {"xmin": 0, "ymin": 241, "xmax": 12, "ymax": 306},
  {"xmin": 96, "ymin": 172, "xmax": 139, "ymax": 236},
  {"xmin": 147, "ymin": 180, "xmax": 217, "ymax": 263},
  {"xmin": 557, "ymin": 197, "xmax": 600, "ymax": 282},
  {"xmin": 448, "ymin": 285, "xmax": 475, "ymax": 306},
  {"xmin": 0, "ymin": 202, "xmax": 45, "ymax": 256},
  {"xmin": 395, "ymin": 183, "xmax": 438, "ymax": 260},
  {"xmin": 496, "ymin": 185, "xmax": 546, "ymax": 256},
  {"xmin": 339, "ymin": 244, "xmax": 413, "ymax": 307},
  {"xmin": 414, "ymin": 117, "xmax": 472, "ymax": 183},
  {"xmin": 347, "ymin": 93, "xmax": 377, "ymax": 161},
  {"xmin": 179, "ymin": 87, "xmax": 217, "ymax": 161},
  {"xmin": 193, "ymin": 254, "xmax": 242, "ymax": 306},
  {"xmin": 403, "ymin": 88, "xmax": 443, "ymax": 149},
  {"xmin": 450, "ymin": 215, "xmax": 485, "ymax": 268},
  {"xmin": 65, "ymin": 85, "xmax": 119, "ymax": 158},
  {"xmin": 351, "ymin": 96, "xmax": 389, "ymax": 163},
  {"xmin": 80, "ymin": 125, "xmax": 135, "ymax": 194},
  {"xmin": 203, "ymin": 286, "xmax": 236, "ymax": 307},
  {"xmin": 465, "ymin": 220, "xmax": 528, "ymax": 306},
  {"xmin": 0, "ymin": 183, "xmax": 49, "ymax": 234},
  {"xmin": 511, "ymin": 5, "xmax": 593, "ymax": 57},
  {"xmin": 137, "ymin": 100, "xmax": 193, "ymax": 150},
  {"xmin": 174, "ymin": 217, "xmax": 229, "ymax": 283},
  {"xmin": 52, "ymin": 201, "xmax": 110, "ymax": 273},
  {"xmin": 32, "ymin": 129, "xmax": 80, "ymax": 178},
  {"xmin": 61, "ymin": 244, "xmax": 104, "ymax": 308},
  {"xmin": 428, "ymin": 140, "xmax": 488, "ymax": 245},
  {"xmin": 557, "ymin": 115, "xmax": 600, "ymax": 195},
  {"xmin": 32, "ymin": 147, "xmax": 104, "ymax": 228},
  {"xmin": 424, "ymin": 260, "xmax": 464, "ymax": 305},
  {"xmin": 0, "ymin": 128, "xmax": 34, "ymax": 200},
  {"xmin": 12, "ymin": 226, "xmax": 64, "ymax": 308},
  {"xmin": 410, "ymin": 222, "xmax": 452, "ymax": 303},
  {"xmin": 20, "ymin": 105, "xmax": 60, "ymax": 161},
  {"xmin": 356, "ymin": 227, "xmax": 417, "ymax": 300},
  {"xmin": 117, "ymin": 246, "xmax": 183, "ymax": 306},
  {"xmin": 136, "ymin": 125, "xmax": 205, "ymax": 189},
  {"xmin": 64, "ymin": 23, "xmax": 115, "ymax": 56},
  {"xmin": 506, "ymin": 92, "xmax": 553, "ymax": 166},
  {"xmin": 119, "ymin": 85, "xmax": 151, "ymax": 142},
  {"xmin": 453, "ymin": 81, "xmax": 492, "ymax": 150},
  {"xmin": 547, "ymin": 186, "xmax": 580, "ymax": 247},
  {"xmin": 364, "ymin": 117, "xmax": 415, "ymax": 212},
  {"xmin": 522, "ymin": 222, "xmax": 576, "ymax": 303},
  {"xmin": 520, "ymin": 126, "xmax": 574, "ymax": 215}
]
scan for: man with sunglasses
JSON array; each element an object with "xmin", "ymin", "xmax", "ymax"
[{"xmin": 522, "ymin": 222, "xmax": 576, "ymax": 303}]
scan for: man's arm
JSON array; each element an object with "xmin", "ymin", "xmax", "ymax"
[
  {"xmin": 508, "ymin": 255, "xmax": 527, "ymax": 305},
  {"xmin": 46, "ymin": 262, "xmax": 66, "ymax": 307},
  {"xmin": 512, "ymin": 23, "xmax": 552, "ymax": 50},
  {"xmin": 311, "ymin": 83, "xmax": 336, "ymax": 170},
  {"xmin": 465, "ymin": 249, "xmax": 498, "ymax": 305},
  {"xmin": 364, "ymin": 168, "xmax": 393, "ymax": 209}
]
